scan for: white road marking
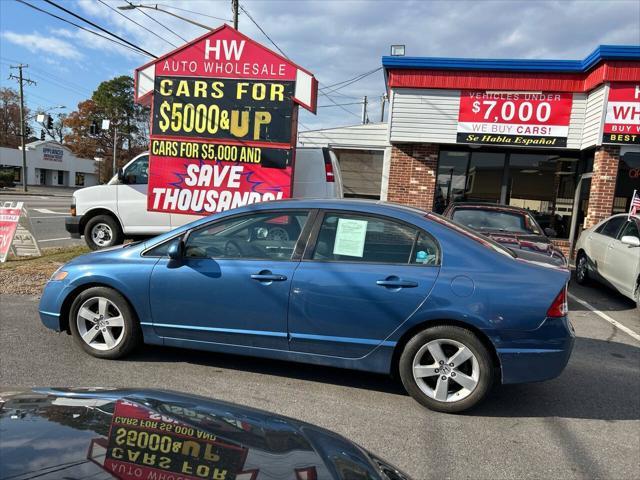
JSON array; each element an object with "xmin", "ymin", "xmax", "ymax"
[
  {"xmin": 38, "ymin": 237, "xmax": 75, "ymax": 243},
  {"xmin": 568, "ymin": 292, "xmax": 640, "ymax": 342},
  {"xmin": 33, "ymin": 208, "xmax": 67, "ymax": 215},
  {"xmin": 39, "ymin": 196, "xmax": 50, "ymax": 199}
]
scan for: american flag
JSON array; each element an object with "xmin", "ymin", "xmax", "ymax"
[{"xmin": 630, "ymin": 190, "xmax": 640, "ymax": 217}]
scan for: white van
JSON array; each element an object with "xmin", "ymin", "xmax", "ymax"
[{"xmin": 66, "ymin": 148, "xmax": 343, "ymax": 249}]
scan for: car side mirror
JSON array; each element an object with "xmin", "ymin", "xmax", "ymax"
[
  {"xmin": 117, "ymin": 167, "xmax": 125, "ymax": 183},
  {"xmin": 167, "ymin": 240, "xmax": 184, "ymax": 260},
  {"xmin": 620, "ymin": 235, "xmax": 640, "ymax": 247},
  {"xmin": 544, "ymin": 227, "xmax": 557, "ymax": 238}
]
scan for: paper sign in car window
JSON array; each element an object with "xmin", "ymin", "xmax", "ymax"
[{"xmin": 333, "ymin": 218, "xmax": 368, "ymax": 257}]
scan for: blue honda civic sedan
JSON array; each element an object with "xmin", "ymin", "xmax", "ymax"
[{"xmin": 39, "ymin": 199, "xmax": 574, "ymax": 412}]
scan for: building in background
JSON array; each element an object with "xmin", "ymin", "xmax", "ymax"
[
  {"xmin": 306, "ymin": 44, "xmax": 638, "ymax": 258},
  {"xmin": 381, "ymin": 45, "xmax": 639, "ymax": 256},
  {"xmin": 298, "ymin": 122, "xmax": 390, "ymax": 199},
  {"xmin": 0, "ymin": 140, "xmax": 98, "ymax": 188}
]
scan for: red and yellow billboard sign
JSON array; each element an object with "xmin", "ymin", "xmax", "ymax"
[
  {"xmin": 457, "ymin": 91, "xmax": 573, "ymax": 147},
  {"xmin": 134, "ymin": 25, "xmax": 317, "ymax": 215},
  {"xmin": 602, "ymin": 82, "xmax": 640, "ymax": 145}
]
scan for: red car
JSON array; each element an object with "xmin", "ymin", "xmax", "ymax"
[{"xmin": 442, "ymin": 202, "xmax": 567, "ymax": 267}]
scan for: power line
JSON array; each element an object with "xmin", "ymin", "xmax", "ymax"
[
  {"xmin": 15, "ymin": 0, "xmax": 153, "ymax": 58},
  {"xmin": 235, "ymin": 3, "xmax": 359, "ymax": 118},
  {"xmin": 320, "ymin": 67, "xmax": 382, "ymax": 95},
  {"xmin": 155, "ymin": 3, "xmax": 232, "ymax": 22},
  {"xmin": 2, "ymin": 55, "xmax": 94, "ymax": 96},
  {"xmin": 124, "ymin": 0, "xmax": 189, "ymax": 44},
  {"xmin": 42, "ymin": 0, "xmax": 157, "ymax": 58},
  {"xmin": 317, "ymin": 102, "xmax": 364, "ymax": 108},
  {"xmin": 238, "ymin": 4, "xmax": 288, "ymax": 59},
  {"xmin": 26, "ymin": 70, "xmax": 93, "ymax": 97},
  {"xmin": 98, "ymin": 0, "xmax": 178, "ymax": 49}
]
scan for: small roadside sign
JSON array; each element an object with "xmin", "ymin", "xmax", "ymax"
[{"xmin": 0, "ymin": 201, "xmax": 41, "ymax": 262}]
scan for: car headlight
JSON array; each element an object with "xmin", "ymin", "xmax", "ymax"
[{"xmin": 50, "ymin": 270, "xmax": 69, "ymax": 281}]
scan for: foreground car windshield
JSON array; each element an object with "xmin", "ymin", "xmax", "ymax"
[{"xmin": 451, "ymin": 208, "xmax": 541, "ymax": 234}]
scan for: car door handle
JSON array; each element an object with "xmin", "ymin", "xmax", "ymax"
[
  {"xmin": 251, "ymin": 272, "xmax": 287, "ymax": 282},
  {"xmin": 376, "ymin": 278, "xmax": 418, "ymax": 288}
]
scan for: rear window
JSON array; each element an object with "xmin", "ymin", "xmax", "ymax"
[
  {"xmin": 451, "ymin": 208, "xmax": 541, "ymax": 234},
  {"xmin": 426, "ymin": 212, "xmax": 515, "ymax": 258}
]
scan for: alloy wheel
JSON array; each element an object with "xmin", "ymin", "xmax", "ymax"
[
  {"xmin": 576, "ymin": 255, "xmax": 587, "ymax": 282},
  {"xmin": 412, "ymin": 338, "xmax": 480, "ymax": 403},
  {"xmin": 76, "ymin": 297, "xmax": 125, "ymax": 351},
  {"xmin": 91, "ymin": 223, "xmax": 114, "ymax": 247}
]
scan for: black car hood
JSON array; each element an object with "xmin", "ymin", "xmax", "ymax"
[
  {"xmin": 481, "ymin": 232, "xmax": 566, "ymax": 266},
  {"xmin": 0, "ymin": 388, "xmax": 408, "ymax": 480}
]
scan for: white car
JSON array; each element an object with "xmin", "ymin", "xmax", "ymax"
[
  {"xmin": 66, "ymin": 148, "xmax": 343, "ymax": 249},
  {"xmin": 574, "ymin": 213, "xmax": 640, "ymax": 308}
]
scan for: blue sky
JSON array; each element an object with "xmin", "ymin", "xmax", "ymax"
[{"xmin": 1, "ymin": 0, "xmax": 639, "ymax": 137}]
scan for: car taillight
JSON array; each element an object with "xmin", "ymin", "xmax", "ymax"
[
  {"xmin": 324, "ymin": 162, "xmax": 335, "ymax": 183},
  {"xmin": 547, "ymin": 286, "xmax": 568, "ymax": 317}
]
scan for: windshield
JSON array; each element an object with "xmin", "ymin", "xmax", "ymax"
[
  {"xmin": 426, "ymin": 212, "xmax": 515, "ymax": 258},
  {"xmin": 451, "ymin": 208, "xmax": 542, "ymax": 235}
]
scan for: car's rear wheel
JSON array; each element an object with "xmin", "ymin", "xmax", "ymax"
[
  {"xmin": 399, "ymin": 326, "xmax": 494, "ymax": 413},
  {"xmin": 575, "ymin": 252, "xmax": 590, "ymax": 285},
  {"xmin": 69, "ymin": 287, "xmax": 140, "ymax": 359},
  {"xmin": 84, "ymin": 215, "xmax": 123, "ymax": 250}
]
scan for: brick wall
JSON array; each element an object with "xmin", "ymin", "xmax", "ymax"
[
  {"xmin": 551, "ymin": 239, "xmax": 571, "ymax": 259},
  {"xmin": 584, "ymin": 145, "xmax": 620, "ymax": 229},
  {"xmin": 387, "ymin": 143, "xmax": 439, "ymax": 210}
]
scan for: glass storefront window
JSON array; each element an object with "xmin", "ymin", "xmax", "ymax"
[
  {"xmin": 435, "ymin": 151, "xmax": 469, "ymax": 212},
  {"xmin": 614, "ymin": 150, "xmax": 640, "ymax": 214},
  {"xmin": 508, "ymin": 154, "xmax": 577, "ymax": 239},
  {"xmin": 436, "ymin": 149, "xmax": 579, "ymax": 239},
  {"xmin": 465, "ymin": 152, "xmax": 505, "ymax": 204}
]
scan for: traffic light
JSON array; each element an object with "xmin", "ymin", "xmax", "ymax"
[
  {"xmin": 90, "ymin": 121, "xmax": 98, "ymax": 135},
  {"xmin": 46, "ymin": 115, "xmax": 53, "ymax": 130},
  {"xmin": 40, "ymin": 129, "xmax": 45, "ymax": 141}
]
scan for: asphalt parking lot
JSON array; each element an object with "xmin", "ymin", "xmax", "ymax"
[{"xmin": 1, "ymin": 278, "xmax": 638, "ymax": 480}]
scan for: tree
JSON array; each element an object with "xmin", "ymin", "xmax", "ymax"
[
  {"xmin": 0, "ymin": 87, "xmax": 29, "ymax": 148},
  {"xmin": 64, "ymin": 76, "xmax": 150, "ymax": 179},
  {"xmin": 40, "ymin": 113, "xmax": 68, "ymax": 143},
  {"xmin": 64, "ymin": 100, "xmax": 101, "ymax": 158},
  {"xmin": 91, "ymin": 75, "xmax": 149, "ymax": 155}
]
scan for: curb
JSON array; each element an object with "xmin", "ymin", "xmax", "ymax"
[{"xmin": 0, "ymin": 191, "xmax": 73, "ymax": 197}]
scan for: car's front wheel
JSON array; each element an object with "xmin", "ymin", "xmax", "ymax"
[
  {"xmin": 399, "ymin": 326, "xmax": 494, "ymax": 413},
  {"xmin": 69, "ymin": 287, "xmax": 140, "ymax": 359},
  {"xmin": 84, "ymin": 214, "xmax": 123, "ymax": 250}
]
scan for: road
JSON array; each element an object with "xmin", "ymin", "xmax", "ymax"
[
  {"xmin": 1, "ymin": 280, "xmax": 638, "ymax": 480},
  {"xmin": 0, "ymin": 190, "xmax": 83, "ymax": 249}
]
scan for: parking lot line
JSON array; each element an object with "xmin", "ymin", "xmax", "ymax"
[
  {"xmin": 38, "ymin": 237, "xmax": 73, "ymax": 243},
  {"xmin": 569, "ymin": 292, "xmax": 640, "ymax": 342},
  {"xmin": 33, "ymin": 208, "xmax": 67, "ymax": 215}
]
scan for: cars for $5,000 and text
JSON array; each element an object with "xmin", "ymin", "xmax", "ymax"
[{"xmin": 40, "ymin": 199, "xmax": 573, "ymax": 413}]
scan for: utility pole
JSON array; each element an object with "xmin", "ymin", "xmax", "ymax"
[
  {"xmin": 380, "ymin": 94, "xmax": 387, "ymax": 122},
  {"xmin": 9, "ymin": 64, "xmax": 36, "ymax": 192},
  {"xmin": 232, "ymin": 0, "xmax": 239, "ymax": 29},
  {"xmin": 361, "ymin": 96, "xmax": 368, "ymax": 125},
  {"xmin": 112, "ymin": 126, "xmax": 118, "ymax": 177}
]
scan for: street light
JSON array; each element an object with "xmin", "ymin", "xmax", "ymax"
[{"xmin": 117, "ymin": 4, "xmax": 214, "ymax": 31}]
